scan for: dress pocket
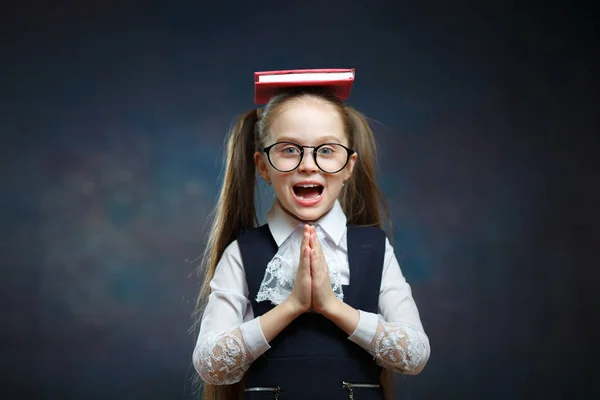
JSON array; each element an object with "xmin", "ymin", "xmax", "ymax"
[{"xmin": 342, "ymin": 381, "xmax": 383, "ymax": 399}]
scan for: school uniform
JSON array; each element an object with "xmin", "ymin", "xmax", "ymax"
[{"xmin": 194, "ymin": 200, "xmax": 430, "ymax": 399}]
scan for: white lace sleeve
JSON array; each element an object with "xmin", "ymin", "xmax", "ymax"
[
  {"xmin": 194, "ymin": 327, "xmax": 254, "ymax": 385},
  {"xmin": 368, "ymin": 317, "xmax": 430, "ymax": 375},
  {"xmin": 193, "ymin": 241, "xmax": 270, "ymax": 385}
]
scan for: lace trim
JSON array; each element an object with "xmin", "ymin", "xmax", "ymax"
[
  {"xmin": 256, "ymin": 253, "xmax": 297, "ymax": 304},
  {"xmin": 196, "ymin": 329, "xmax": 251, "ymax": 385},
  {"xmin": 372, "ymin": 321, "xmax": 428, "ymax": 373}
]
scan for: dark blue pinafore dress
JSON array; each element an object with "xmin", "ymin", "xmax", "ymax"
[{"xmin": 237, "ymin": 224, "xmax": 387, "ymax": 399}]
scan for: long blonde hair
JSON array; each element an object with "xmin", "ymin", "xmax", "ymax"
[{"xmin": 193, "ymin": 87, "xmax": 391, "ymax": 400}]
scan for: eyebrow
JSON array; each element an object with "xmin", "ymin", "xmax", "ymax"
[{"xmin": 275, "ymin": 135, "xmax": 344, "ymax": 144}]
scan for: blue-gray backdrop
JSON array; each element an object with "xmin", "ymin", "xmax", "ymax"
[{"xmin": 2, "ymin": 1, "xmax": 597, "ymax": 399}]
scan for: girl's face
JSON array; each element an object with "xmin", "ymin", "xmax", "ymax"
[{"xmin": 255, "ymin": 98, "xmax": 357, "ymax": 222}]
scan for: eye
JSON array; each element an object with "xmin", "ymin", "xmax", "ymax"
[
  {"xmin": 317, "ymin": 145, "xmax": 335, "ymax": 156},
  {"xmin": 282, "ymin": 146, "xmax": 300, "ymax": 155},
  {"xmin": 273, "ymin": 143, "xmax": 302, "ymax": 157}
]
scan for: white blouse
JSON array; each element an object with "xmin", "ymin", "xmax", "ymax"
[{"xmin": 193, "ymin": 200, "xmax": 430, "ymax": 385}]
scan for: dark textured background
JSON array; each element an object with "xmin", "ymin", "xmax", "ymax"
[{"xmin": 2, "ymin": 1, "xmax": 597, "ymax": 399}]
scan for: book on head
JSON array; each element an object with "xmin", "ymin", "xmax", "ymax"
[{"xmin": 254, "ymin": 68, "xmax": 355, "ymax": 104}]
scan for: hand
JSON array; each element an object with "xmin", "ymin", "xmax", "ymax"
[
  {"xmin": 309, "ymin": 226, "xmax": 338, "ymax": 315},
  {"xmin": 286, "ymin": 225, "xmax": 312, "ymax": 315}
]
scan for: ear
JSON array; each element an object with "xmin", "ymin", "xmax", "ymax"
[
  {"xmin": 344, "ymin": 152, "xmax": 358, "ymax": 181},
  {"xmin": 254, "ymin": 151, "xmax": 271, "ymax": 182}
]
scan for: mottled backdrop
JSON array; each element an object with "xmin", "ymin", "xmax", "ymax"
[{"xmin": 2, "ymin": 2, "xmax": 597, "ymax": 399}]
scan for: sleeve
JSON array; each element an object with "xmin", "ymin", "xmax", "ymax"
[
  {"xmin": 349, "ymin": 238, "xmax": 430, "ymax": 375},
  {"xmin": 192, "ymin": 240, "xmax": 271, "ymax": 385}
]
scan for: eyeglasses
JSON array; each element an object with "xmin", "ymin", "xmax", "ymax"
[{"xmin": 262, "ymin": 141, "xmax": 355, "ymax": 174}]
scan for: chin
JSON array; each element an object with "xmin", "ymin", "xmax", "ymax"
[
  {"xmin": 282, "ymin": 196, "xmax": 335, "ymax": 223},
  {"xmin": 292, "ymin": 207, "xmax": 328, "ymax": 223}
]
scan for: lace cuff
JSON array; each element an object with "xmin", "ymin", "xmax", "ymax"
[
  {"xmin": 193, "ymin": 328, "xmax": 254, "ymax": 385},
  {"xmin": 352, "ymin": 314, "xmax": 429, "ymax": 375}
]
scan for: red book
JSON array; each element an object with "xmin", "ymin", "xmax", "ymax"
[{"xmin": 254, "ymin": 68, "xmax": 355, "ymax": 104}]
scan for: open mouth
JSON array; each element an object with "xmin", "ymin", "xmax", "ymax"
[{"xmin": 293, "ymin": 183, "xmax": 324, "ymax": 199}]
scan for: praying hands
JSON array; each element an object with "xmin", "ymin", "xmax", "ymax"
[
  {"xmin": 287, "ymin": 225, "xmax": 335, "ymax": 314},
  {"xmin": 285, "ymin": 225, "xmax": 360, "ymax": 334}
]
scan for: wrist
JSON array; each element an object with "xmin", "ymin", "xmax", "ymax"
[
  {"xmin": 282, "ymin": 298, "xmax": 307, "ymax": 319},
  {"xmin": 322, "ymin": 298, "xmax": 360, "ymax": 336},
  {"xmin": 321, "ymin": 297, "xmax": 342, "ymax": 320}
]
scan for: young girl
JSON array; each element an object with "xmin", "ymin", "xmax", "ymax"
[{"xmin": 192, "ymin": 71, "xmax": 430, "ymax": 399}]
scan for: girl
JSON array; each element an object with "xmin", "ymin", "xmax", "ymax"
[{"xmin": 192, "ymin": 72, "xmax": 430, "ymax": 399}]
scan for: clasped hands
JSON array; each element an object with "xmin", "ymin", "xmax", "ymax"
[{"xmin": 288, "ymin": 224, "xmax": 338, "ymax": 315}]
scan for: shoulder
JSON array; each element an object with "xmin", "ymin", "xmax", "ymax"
[
  {"xmin": 216, "ymin": 239, "xmax": 243, "ymax": 269},
  {"xmin": 210, "ymin": 239, "xmax": 246, "ymax": 289},
  {"xmin": 235, "ymin": 224, "xmax": 278, "ymax": 262},
  {"xmin": 236, "ymin": 224, "xmax": 272, "ymax": 242}
]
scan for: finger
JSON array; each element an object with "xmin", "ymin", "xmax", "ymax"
[
  {"xmin": 310, "ymin": 227, "xmax": 320, "ymax": 249},
  {"xmin": 304, "ymin": 232, "xmax": 310, "ymax": 255},
  {"xmin": 303, "ymin": 245, "xmax": 311, "ymax": 273},
  {"xmin": 310, "ymin": 248, "xmax": 318, "ymax": 275},
  {"xmin": 312, "ymin": 230, "xmax": 323, "ymax": 258},
  {"xmin": 311, "ymin": 232, "xmax": 322, "ymax": 267},
  {"xmin": 299, "ymin": 234, "xmax": 307, "ymax": 270},
  {"xmin": 303, "ymin": 228, "xmax": 312, "ymax": 265},
  {"xmin": 301, "ymin": 225, "xmax": 309, "ymax": 247},
  {"xmin": 311, "ymin": 230, "xmax": 328, "ymax": 270},
  {"xmin": 299, "ymin": 246, "xmax": 310, "ymax": 282}
]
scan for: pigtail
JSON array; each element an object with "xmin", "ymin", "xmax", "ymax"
[
  {"xmin": 341, "ymin": 106, "xmax": 395, "ymax": 396},
  {"xmin": 193, "ymin": 109, "xmax": 260, "ymax": 400},
  {"xmin": 340, "ymin": 106, "xmax": 392, "ymax": 235}
]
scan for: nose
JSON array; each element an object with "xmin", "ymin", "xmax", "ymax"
[{"xmin": 297, "ymin": 150, "xmax": 319, "ymax": 173}]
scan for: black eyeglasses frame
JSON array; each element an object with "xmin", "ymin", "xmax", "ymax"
[{"xmin": 262, "ymin": 141, "xmax": 355, "ymax": 174}]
